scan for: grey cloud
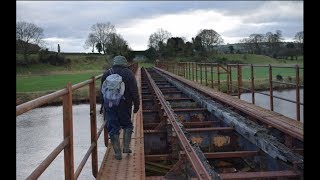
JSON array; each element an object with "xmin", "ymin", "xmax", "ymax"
[{"xmin": 17, "ymin": 1, "xmax": 303, "ymax": 52}]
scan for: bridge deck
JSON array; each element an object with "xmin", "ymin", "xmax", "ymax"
[
  {"xmin": 155, "ymin": 67, "xmax": 303, "ymax": 141},
  {"xmin": 97, "ymin": 66, "xmax": 303, "ymax": 179},
  {"xmin": 97, "ymin": 68, "xmax": 145, "ymax": 180}
]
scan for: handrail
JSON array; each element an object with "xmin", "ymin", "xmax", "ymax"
[
  {"xmin": 17, "ymin": 62, "xmax": 138, "ymax": 180},
  {"xmin": 156, "ymin": 61, "xmax": 303, "ymax": 121}
]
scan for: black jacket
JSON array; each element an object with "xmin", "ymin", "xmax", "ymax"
[{"xmin": 100, "ymin": 65, "xmax": 140, "ymax": 110}]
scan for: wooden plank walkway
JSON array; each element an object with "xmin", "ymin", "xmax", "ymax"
[{"xmin": 97, "ymin": 67, "xmax": 145, "ymax": 180}]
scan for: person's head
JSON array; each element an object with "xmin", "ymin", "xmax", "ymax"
[{"xmin": 113, "ymin": 55, "xmax": 128, "ymax": 66}]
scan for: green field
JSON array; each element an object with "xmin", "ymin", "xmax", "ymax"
[
  {"xmin": 185, "ymin": 66, "xmax": 303, "ymax": 81},
  {"xmin": 16, "ymin": 71, "xmax": 103, "ymax": 92},
  {"xmin": 16, "ymin": 53, "xmax": 303, "ymax": 104}
]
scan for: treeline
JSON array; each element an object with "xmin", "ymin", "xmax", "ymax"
[
  {"xmin": 16, "ymin": 20, "xmax": 303, "ymax": 66},
  {"xmin": 238, "ymin": 30, "xmax": 303, "ymax": 59},
  {"xmin": 144, "ymin": 29, "xmax": 303, "ymax": 61}
]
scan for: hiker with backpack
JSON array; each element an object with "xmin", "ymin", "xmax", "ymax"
[{"xmin": 100, "ymin": 55, "xmax": 140, "ymax": 160}]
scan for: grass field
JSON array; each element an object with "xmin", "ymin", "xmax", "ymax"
[
  {"xmin": 16, "ymin": 53, "xmax": 303, "ymax": 104},
  {"xmin": 186, "ymin": 66, "xmax": 303, "ymax": 81},
  {"xmin": 16, "ymin": 71, "xmax": 104, "ymax": 92}
]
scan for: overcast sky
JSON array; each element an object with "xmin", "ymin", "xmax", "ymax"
[{"xmin": 17, "ymin": 1, "xmax": 303, "ymax": 52}]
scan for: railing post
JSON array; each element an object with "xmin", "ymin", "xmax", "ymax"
[
  {"xmin": 63, "ymin": 83, "xmax": 74, "ymax": 180},
  {"xmin": 269, "ymin": 64, "xmax": 274, "ymax": 111},
  {"xmin": 296, "ymin": 65, "xmax": 300, "ymax": 121},
  {"xmin": 184, "ymin": 62, "xmax": 186, "ymax": 78},
  {"xmin": 205, "ymin": 64, "xmax": 208, "ymax": 86},
  {"xmin": 227, "ymin": 65, "xmax": 230, "ymax": 94},
  {"xmin": 188, "ymin": 62, "xmax": 191, "ymax": 80},
  {"xmin": 237, "ymin": 64, "xmax": 242, "ymax": 99},
  {"xmin": 251, "ymin": 64, "xmax": 255, "ymax": 104},
  {"xmin": 200, "ymin": 63, "xmax": 203, "ymax": 84},
  {"xmin": 89, "ymin": 77, "xmax": 98, "ymax": 178},
  {"xmin": 217, "ymin": 64, "xmax": 221, "ymax": 91},
  {"xmin": 229, "ymin": 65, "xmax": 232, "ymax": 94},
  {"xmin": 196, "ymin": 63, "xmax": 198, "ymax": 83},
  {"xmin": 211, "ymin": 63, "xmax": 214, "ymax": 89},
  {"xmin": 192, "ymin": 62, "xmax": 195, "ymax": 81}
]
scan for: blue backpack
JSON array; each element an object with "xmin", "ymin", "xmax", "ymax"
[{"xmin": 101, "ymin": 68, "xmax": 125, "ymax": 108}]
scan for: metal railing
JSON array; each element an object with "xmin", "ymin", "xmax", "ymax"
[
  {"xmin": 156, "ymin": 61, "xmax": 304, "ymax": 121},
  {"xmin": 16, "ymin": 63, "xmax": 138, "ymax": 180}
]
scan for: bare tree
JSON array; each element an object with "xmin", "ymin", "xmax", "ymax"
[
  {"xmin": 196, "ymin": 29, "xmax": 224, "ymax": 52},
  {"xmin": 248, "ymin": 33, "xmax": 264, "ymax": 54},
  {"xmin": 148, "ymin": 28, "xmax": 172, "ymax": 50},
  {"xmin": 90, "ymin": 22, "xmax": 116, "ymax": 54},
  {"xmin": 294, "ymin": 31, "xmax": 303, "ymax": 44},
  {"xmin": 84, "ymin": 33, "xmax": 97, "ymax": 53},
  {"xmin": 16, "ymin": 21, "xmax": 44, "ymax": 61},
  {"xmin": 294, "ymin": 31, "xmax": 303, "ymax": 53},
  {"xmin": 265, "ymin": 30, "xmax": 283, "ymax": 56}
]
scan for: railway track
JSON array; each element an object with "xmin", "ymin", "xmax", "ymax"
[{"xmin": 141, "ymin": 67, "xmax": 303, "ymax": 180}]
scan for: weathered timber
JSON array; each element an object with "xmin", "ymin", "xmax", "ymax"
[{"xmin": 154, "ymin": 68, "xmax": 303, "ymax": 171}]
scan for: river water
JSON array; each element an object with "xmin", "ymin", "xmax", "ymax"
[
  {"xmin": 240, "ymin": 89, "xmax": 304, "ymax": 121},
  {"xmin": 16, "ymin": 104, "xmax": 107, "ymax": 180},
  {"xmin": 16, "ymin": 89, "xmax": 303, "ymax": 179}
]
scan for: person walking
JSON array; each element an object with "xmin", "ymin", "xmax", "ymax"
[{"xmin": 100, "ymin": 55, "xmax": 140, "ymax": 160}]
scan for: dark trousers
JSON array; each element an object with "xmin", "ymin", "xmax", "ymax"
[{"xmin": 105, "ymin": 100, "xmax": 133, "ymax": 136}]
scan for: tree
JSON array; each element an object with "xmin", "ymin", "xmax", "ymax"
[
  {"xmin": 90, "ymin": 22, "xmax": 116, "ymax": 54},
  {"xmin": 294, "ymin": 31, "xmax": 303, "ymax": 53},
  {"xmin": 16, "ymin": 21, "xmax": 44, "ymax": 62},
  {"xmin": 265, "ymin": 30, "xmax": 283, "ymax": 57},
  {"xmin": 196, "ymin": 29, "xmax": 224, "ymax": 52},
  {"xmin": 105, "ymin": 33, "xmax": 131, "ymax": 58},
  {"xmin": 294, "ymin": 31, "xmax": 303, "ymax": 44},
  {"xmin": 184, "ymin": 41, "xmax": 194, "ymax": 57},
  {"xmin": 96, "ymin": 42, "xmax": 102, "ymax": 53},
  {"xmin": 58, "ymin": 44, "xmax": 60, "ymax": 54},
  {"xmin": 84, "ymin": 33, "xmax": 97, "ymax": 53},
  {"xmin": 148, "ymin": 28, "xmax": 172, "ymax": 50},
  {"xmin": 166, "ymin": 37, "xmax": 185, "ymax": 57},
  {"xmin": 228, "ymin": 45, "xmax": 234, "ymax": 54},
  {"xmin": 249, "ymin": 34, "xmax": 264, "ymax": 54}
]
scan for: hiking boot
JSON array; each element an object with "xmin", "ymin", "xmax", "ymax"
[
  {"xmin": 110, "ymin": 134, "xmax": 122, "ymax": 160},
  {"xmin": 123, "ymin": 128, "xmax": 133, "ymax": 153}
]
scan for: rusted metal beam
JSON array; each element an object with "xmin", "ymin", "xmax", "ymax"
[
  {"xmin": 74, "ymin": 142, "xmax": 96, "ymax": 179},
  {"xmin": 144, "ymin": 121, "xmax": 216, "ymax": 129},
  {"xmin": 186, "ymin": 127, "xmax": 234, "ymax": 132},
  {"xmin": 173, "ymin": 108, "xmax": 207, "ymax": 112},
  {"xmin": 269, "ymin": 64, "xmax": 274, "ymax": 111},
  {"xmin": 63, "ymin": 83, "xmax": 75, "ymax": 180},
  {"xmin": 145, "ymin": 151, "xmax": 258, "ymax": 161},
  {"xmin": 26, "ymin": 138, "xmax": 69, "ymax": 180},
  {"xmin": 296, "ymin": 64, "xmax": 301, "ymax": 121},
  {"xmin": 204, "ymin": 151, "xmax": 258, "ymax": 159},
  {"xmin": 16, "ymin": 74, "xmax": 103, "ymax": 116},
  {"xmin": 143, "ymin": 68, "xmax": 216, "ymax": 180},
  {"xmin": 220, "ymin": 170, "xmax": 300, "ymax": 179},
  {"xmin": 145, "ymin": 154, "xmax": 172, "ymax": 161},
  {"xmin": 89, "ymin": 77, "xmax": 98, "ymax": 178},
  {"xmin": 145, "ymin": 127, "xmax": 233, "ymax": 134}
]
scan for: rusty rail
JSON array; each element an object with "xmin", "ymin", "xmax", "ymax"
[
  {"xmin": 143, "ymin": 68, "xmax": 213, "ymax": 180},
  {"xmin": 156, "ymin": 62, "xmax": 304, "ymax": 121},
  {"xmin": 17, "ymin": 63, "xmax": 138, "ymax": 180}
]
